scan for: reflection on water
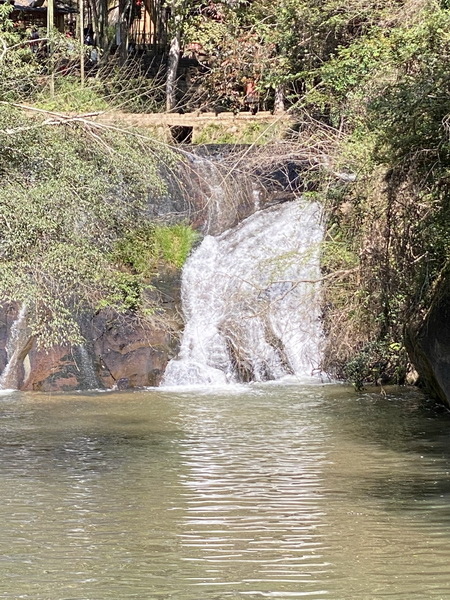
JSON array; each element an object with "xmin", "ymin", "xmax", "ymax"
[{"xmin": 0, "ymin": 384, "xmax": 450, "ymax": 599}]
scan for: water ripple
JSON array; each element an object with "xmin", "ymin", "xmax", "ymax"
[{"xmin": 0, "ymin": 387, "xmax": 449, "ymax": 598}]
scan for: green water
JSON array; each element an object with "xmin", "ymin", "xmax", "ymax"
[{"xmin": 1, "ymin": 382, "xmax": 450, "ymax": 599}]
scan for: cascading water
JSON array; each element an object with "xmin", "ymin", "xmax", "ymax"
[
  {"xmin": 162, "ymin": 198, "xmax": 324, "ymax": 386},
  {"xmin": 0, "ymin": 305, "xmax": 32, "ymax": 390},
  {"xmin": 74, "ymin": 346, "xmax": 101, "ymax": 390}
]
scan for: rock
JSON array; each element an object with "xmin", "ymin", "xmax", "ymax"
[
  {"xmin": 0, "ymin": 147, "xmax": 309, "ymax": 392},
  {"xmin": 406, "ymin": 279, "xmax": 450, "ymax": 407},
  {"xmin": 18, "ymin": 311, "xmax": 179, "ymax": 392},
  {"xmin": 405, "ymin": 367, "xmax": 419, "ymax": 386},
  {"xmin": 116, "ymin": 377, "xmax": 130, "ymax": 390}
]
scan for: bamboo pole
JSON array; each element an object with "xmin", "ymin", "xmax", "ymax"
[
  {"xmin": 47, "ymin": 0, "xmax": 54, "ymax": 97},
  {"xmin": 79, "ymin": 0, "xmax": 85, "ymax": 86}
]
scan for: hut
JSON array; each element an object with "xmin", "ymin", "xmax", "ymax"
[{"xmin": 8, "ymin": 0, "xmax": 77, "ymax": 32}]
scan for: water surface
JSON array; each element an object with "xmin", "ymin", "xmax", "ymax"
[{"xmin": 0, "ymin": 382, "xmax": 449, "ymax": 599}]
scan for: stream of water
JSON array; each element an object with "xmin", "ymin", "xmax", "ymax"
[
  {"xmin": 1, "ymin": 382, "xmax": 450, "ymax": 599},
  {"xmin": 163, "ymin": 199, "xmax": 324, "ymax": 386}
]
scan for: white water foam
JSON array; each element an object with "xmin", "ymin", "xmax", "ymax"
[
  {"xmin": 162, "ymin": 199, "xmax": 324, "ymax": 386},
  {"xmin": 0, "ymin": 305, "xmax": 30, "ymax": 390}
]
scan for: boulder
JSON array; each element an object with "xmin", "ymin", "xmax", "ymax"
[{"xmin": 406, "ymin": 279, "xmax": 450, "ymax": 407}]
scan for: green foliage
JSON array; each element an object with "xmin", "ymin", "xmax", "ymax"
[
  {"xmin": 102, "ymin": 72, "xmax": 166, "ymax": 113},
  {"xmin": 193, "ymin": 121, "xmax": 288, "ymax": 145},
  {"xmin": 97, "ymin": 272, "xmax": 154, "ymax": 314},
  {"xmin": 0, "ymin": 105, "xmax": 176, "ymax": 347},
  {"xmin": 309, "ymin": 1, "xmax": 450, "ymax": 385},
  {"xmin": 152, "ymin": 224, "xmax": 199, "ymax": 268},
  {"xmin": 182, "ymin": 0, "xmax": 405, "ymax": 110},
  {"xmin": 113, "ymin": 223, "xmax": 199, "ymax": 276},
  {"xmin": 0, "ymin": 5, "xmax": 41, "ymax": 102},
  {"xmin": 193, "ymin": 123, "xmax": 239, "ymax": 144},
  {"xmin": 36, "ymin": 77, "xmax": 109, "ymax": 113},
  {"xmin": 344, "ymin": 340, "xmax": 409, "ymax": 390},
  {"xmin": 114, "ymin": 225, "xmax": 158, "ymax": 277},
  {"xmin": 32, "ymin": 61, "xmax": 166, "ymax": 114},
  {"xmin": 309, "ymin": 30, "xmax": 393, "ymax": 124},
  {"xmin": 88, "ymin": 57, "xmax": 168, "ymax": 113},
  {"xmin": 321, "ymin": 234, "xmax": 358, "ymax": 273},
  {"xmin": 365, "ymin": 11, "xmax": 450, "ymax": 170}
]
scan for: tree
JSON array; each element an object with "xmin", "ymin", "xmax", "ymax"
[
  {"xmin": 174, "ymin": 0, "xmax": 401, "ymax": 112},
  {"xmin": 165, "ymin": 0, "xmax": 199, "ymax": 111}
]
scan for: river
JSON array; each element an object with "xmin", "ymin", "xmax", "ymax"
[{"xmin": 1, "ymin": 381, "xmax": 449, "ymax": 599}]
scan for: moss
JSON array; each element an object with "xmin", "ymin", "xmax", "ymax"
[
  {"xmin": 192, "ymin": 119, "xmax": 291, "ymax": 145},
  {"xmin": 113, "ymin": 223, "xmax": 199, "ymax": 277}
]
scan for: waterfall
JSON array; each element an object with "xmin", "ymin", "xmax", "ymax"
[
  {"xmin": 187, "ymin": 151, "xmax": 259, "ymax": 236},
  {"xmin": 162, "ymin": 198, "xmax": 324, "ymax": 386},
  {"xmin": 0, "ymin": 305, "xmax": 32, "ymax": 390},
  {"xmin": 74, "ymin": 345, "xmax": 101, "ymax": 390}
]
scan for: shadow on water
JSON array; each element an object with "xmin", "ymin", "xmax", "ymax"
[
  {"xmin": 323, "ymin": 386, "xmax": 450, "ymax": 516},
  {"xmin": 326, "ymin": 385, "xmax": 450, "ymax": 452},
  {"xmin": 0, "ymin": 392, "xmax": 185, "ymax": 478}
]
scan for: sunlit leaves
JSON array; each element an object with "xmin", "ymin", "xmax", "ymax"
[{"xmin": 0, "ymin": 105, "xmax": 174, "ymax": 347}]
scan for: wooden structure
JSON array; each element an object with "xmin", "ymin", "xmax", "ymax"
[
  {"xmin": 129, "ymin": 0, "xmax": 167, "ymax": 51},
  {"xmin": 109, "ymin": 0, "xmax": 167, "ymax": 53},
  {"xmin": 7, "ymin": 0, "xmax": 166, "ymax": 50},
  {"xmin": 6, "ymin": 0, "xmax": 169, "ymax": 63},
  {"xmin": 9, "ymin": 0, "xmax": 77, "ymax": 32}
]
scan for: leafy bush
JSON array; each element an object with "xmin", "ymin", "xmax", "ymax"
[
  {"xmin": 0, "ymin": 4, "xmax": 41, "ymax": 102},
  {"xmin": 35, "ymin": 77, "xmax": 109, "ymax": 113},
  {"xmin": 344, "ymin": 341, "xmax": 409, "ymax": 390},
  {"xmin": 113, "ymin": 223, "xmax": 199, "ymax": 276},
  {"xmin": 0, "ymin": 104, "xmax": 177, "ymax": 347}
]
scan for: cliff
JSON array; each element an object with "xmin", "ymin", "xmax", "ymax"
[
  {"xmin": 405, "ymin": 279, "xmax": 450, "ymax": 408},
  {"xmin": 0, "ymin": 145, "xmax": 308, "ymax": 391}
]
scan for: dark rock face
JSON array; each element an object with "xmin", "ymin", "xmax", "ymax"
[
  {"xmin": 406, "ymin": 282, "xmax": 450, "ymax": 407},
  {"xmin": 1, "ymin": 147, "xmax": 305, "ymax": 392},
  {"xmin": 90, "ymin": 309, "xmax": 177, "ymax": 389},
  {"xmin": 15, "ymin": 271, "xmax": 182, "ymax": 392},
  {"xmin": 24, "ymin": 346, "xmax": 88, "ymax": 392},
  {"xmin": 0, "ymin": 268, "xmax": 182, "ymax": 392},
  {"xmin": 19, "ymin": 308, "xmax": 180, "ymax": 392}
]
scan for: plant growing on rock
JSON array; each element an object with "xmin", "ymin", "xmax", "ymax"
[
  {"xmin": 0, "ymin": 104, "xmax": 188, "ymax": 347},
  {"xmin": 304, "ymin": 0, "xmax": 450, "ymax": 387}
]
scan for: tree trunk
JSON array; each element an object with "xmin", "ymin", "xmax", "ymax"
[
  {"xmin": 92, "ymin": 0, "xmax": 109, "ymax": 52},
  {"xmin": 166, "ymin": 31, "xmax": 181, "ymax": 112},
  {"xmin": 118, "ymin": 0, "xmax": 130, "ymax": 64},
  {"xmin": 274, "ymin": 84, "xmax": 286, "ymax": 113},
  {"xmin": 47, "ymin": 0, "xmax": 54, "ymax": 97}
]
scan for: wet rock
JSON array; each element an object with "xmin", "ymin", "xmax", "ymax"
[
  {"xmin": 116, "ymin": 377, "xmax": 130, "ymax": 390},
  {"xmin": 0, "ymin": 148, "xmax": 306, "ymax": 392},
  {"xmin": 406, "ymin": 279, "xmax": 450, "ymax": 407}
]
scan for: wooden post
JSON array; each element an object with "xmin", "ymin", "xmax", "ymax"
[
  {"xmin": 79, "ymin": 0, "xmax": 85, "ymax": 86},
  {"xmin": 47, "ymin": 0, "xmax": 54, "ymax": 97}
]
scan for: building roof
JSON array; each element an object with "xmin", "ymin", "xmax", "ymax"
[{"xmin": 9, "ymin": 0, "xmax": 77, "ymax": 14}]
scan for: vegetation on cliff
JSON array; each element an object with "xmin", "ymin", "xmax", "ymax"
[
  {"xmin": 0, "ymin": 105, "xmax": 197, "ymax": 347},
  {"xmin": 1, "ymin": 0, "xmax": 450, "ymax": 389},
  {"xmin": 304, "ymin": 1, "xmax": 450, "ymax": 387}
]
